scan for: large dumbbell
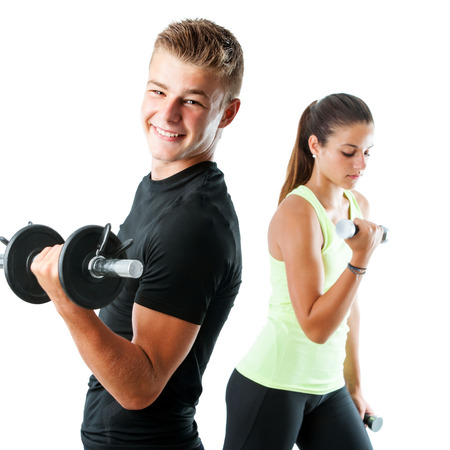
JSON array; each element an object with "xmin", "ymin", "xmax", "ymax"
[
  {"xmin": 0, "ymin": 222, "xmax": 143, "ymax": 309},
  {"xmin": 336, "ymin": 219, "xmax": 389, "ymax": 243}
]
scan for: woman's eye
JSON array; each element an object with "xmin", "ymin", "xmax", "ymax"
[{"xmin": 342, "ymin": 151, "xmax": 371, "ymax": 158}]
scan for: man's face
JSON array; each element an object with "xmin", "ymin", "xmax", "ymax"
[{"xmin": 141, "ymin": 49, "xmax": 228, "ymax": 179}]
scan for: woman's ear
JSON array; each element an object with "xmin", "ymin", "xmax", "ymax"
[{"xmin": 308, "ymin": 135, "xmax": 320, "ymax": 157}]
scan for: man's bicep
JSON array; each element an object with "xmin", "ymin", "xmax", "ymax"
[{"xmin": 131, "ymin": 303, "xmax": 200, "ymax": 386}]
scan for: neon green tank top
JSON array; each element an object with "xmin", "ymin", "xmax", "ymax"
[{"xmin": 236, "ymin": 186, "xmax": 363, "ymax": 394}]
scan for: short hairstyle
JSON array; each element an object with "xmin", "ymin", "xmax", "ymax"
[{"xmin": 153, "ymin": 18, "xmax": 244, "ymax": 103}]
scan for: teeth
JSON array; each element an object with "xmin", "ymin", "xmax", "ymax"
[{"xmin": 155, "ymin": 126, "xmax": 180, "ymax": 138}]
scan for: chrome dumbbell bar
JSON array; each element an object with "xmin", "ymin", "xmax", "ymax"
[{"xmin": 1, "ymin": 223, "xmax": 143, "ymax": 309}]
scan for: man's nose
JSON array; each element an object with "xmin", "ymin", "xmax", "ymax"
[{"xmin": 160, "ymin": 98, "xmax": 182, "ymax": 123}]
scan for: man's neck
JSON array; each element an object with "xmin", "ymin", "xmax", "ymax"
[{"xmin": 151, "ymin": 155, "xmax": 214, "ymax": 181}]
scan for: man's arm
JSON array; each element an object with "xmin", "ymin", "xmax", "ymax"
[{"xmin": 31, "ymin": 244, "xmax": 200, "ymax": 410}]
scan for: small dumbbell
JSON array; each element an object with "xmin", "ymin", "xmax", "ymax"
[
  {"xmin": 336, "ymin": 219, "xmax": 389, "ymax": 243},
  {"xmin": 364, "ymin": 413, "xmax": 383, "ymax": 432},
  {"xmin": 1, "ymin": 222, "xmax": 143, "ymax": 309}
]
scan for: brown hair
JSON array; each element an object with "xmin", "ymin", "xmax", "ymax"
[
  {"xmin": 153, "ymin": 18, "xmax": 244, "ymax": 104},
  {"xmin": 278, "ymin": 93, "xmax": 374, "ymax": 204}
]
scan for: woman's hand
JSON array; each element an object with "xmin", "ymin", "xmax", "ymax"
[
  {"xmin": 345, "ymin": 218, "xmax": 384, "ymax": 268},
  {"xmin": 349, "ymin": 389, "xmax": 374, "ymax": 422}
]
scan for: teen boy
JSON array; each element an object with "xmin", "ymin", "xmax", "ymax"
[{"xmin": 31, "ymin": 18, "xmax": 244, "ymax": 450}]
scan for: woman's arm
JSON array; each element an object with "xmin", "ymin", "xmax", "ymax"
[
  {"xmin": 269, "ymin": 193, "xmax": 381, "ymax": 344},
  {"xmin": 344, "ymin": 191, "xmax": 374, "ymax": 418},
  {"xmin": 344, "ymin": 298, "xmax": 373, "ymax": 418}
]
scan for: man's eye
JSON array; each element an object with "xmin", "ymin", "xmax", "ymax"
[
  {"xmin": 185, "ymin": 99, "xmax": 205, "ymax": 107},
  {"xmin": 185, "ymin": 99, "xmax": 202, "ymax": 105},
  {"xmin": 148, "ymin": 90, "xmax": 164, "ymax": 96}
]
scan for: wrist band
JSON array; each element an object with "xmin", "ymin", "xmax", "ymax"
[{"xmin": 347, "ymin": 263, "xmax": 367, "ymax": 279}]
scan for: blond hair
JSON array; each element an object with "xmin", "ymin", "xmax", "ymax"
[{"xmin": 153, "ymin": 18, "xmax": 244, "ymax": 103}]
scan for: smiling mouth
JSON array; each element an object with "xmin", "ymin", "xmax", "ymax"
[{"xmin": 153, "ymin": 125, "xmax": 183, "ymax": 138}]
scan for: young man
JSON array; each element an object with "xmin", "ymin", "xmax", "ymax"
[{"xmin": 31, "ymin": 19, "xmax": 244, "ymax": 449}]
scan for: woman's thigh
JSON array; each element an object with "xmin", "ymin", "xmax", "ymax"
[
  {"xmin": 297, "ymin": 387, "xmax": 373, "ymax": 450},
  {"xmin": 223, "ymin": 370, "xmax": 308, "ymax": 450}
]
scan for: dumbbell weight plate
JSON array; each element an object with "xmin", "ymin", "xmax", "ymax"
[
  {"xmin": 58, "ymin": 225, "xmax": 126, "ymax": 309},
  {"xmin": 3, "ymin": 224, "xmax": 65, "ymax": 304}
]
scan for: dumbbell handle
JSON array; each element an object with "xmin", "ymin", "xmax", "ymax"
[
  {"xmin": 336, "ymin": 219, "xmax": 389, "ymax": 243},
  {"xmin": 0, "ymin": 252, "xmax": 143, "ymax": 280},
  {"xmin": 88, "ymin": 256, "xmax": 143, "ymax": 279},
  {"xmin": 364, "ymin": 413, "xmax": 383, "ymax": 432}
]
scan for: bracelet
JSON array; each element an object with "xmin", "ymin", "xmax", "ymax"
[{"xmin": 347, "ymin": 263, "xmax": 367, "ymax": 279}]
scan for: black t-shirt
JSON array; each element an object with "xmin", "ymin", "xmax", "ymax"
[{"xmin": 81, "ymin": 162, "xmax": 242, "ymax": 449}]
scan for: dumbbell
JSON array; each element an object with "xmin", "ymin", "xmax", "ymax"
[
  {"xmin": 364, "ymin": 413, "xmax": 383, "ymax": 432},
  {"xmin": 0, "ymin": 222, "xmax": 143, "ymax": 309},
  {"xmin": 336, "ymin": 219, "xmax": 389, "ymax": 243}
]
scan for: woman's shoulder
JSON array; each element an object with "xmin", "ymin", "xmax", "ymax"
[
  {"xmin": 350, "ymin": 189, "xmax": 370, "ymax": 217},
  {"xmin": 277, "ymin": 191, "xmax": 317, "ymax": 220},
  {"xmin": 269, "ymin": 189, "xmax": 324, "ymax": 262},
  {"xmin": 270, "ymin": 192, "xmax": 321, "ymax": 240}
]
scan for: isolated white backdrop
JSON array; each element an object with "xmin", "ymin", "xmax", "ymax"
[{"xmin": 1, "ymin": 1, "xmax": 449, "ymax": 449}]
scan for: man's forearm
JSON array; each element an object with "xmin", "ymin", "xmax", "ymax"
[{"xmin": 57, "ymin": 301, "xmax": 158, "ymax": 410}]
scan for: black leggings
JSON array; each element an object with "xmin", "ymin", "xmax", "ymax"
[{"xmin": 223, "ymin": 370, "xmax": 373, "ymax": 450}]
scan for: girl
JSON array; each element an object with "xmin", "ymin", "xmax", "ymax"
[{"xmin": 223, "ymin": 94, "xmax": 384, "ymax": 450}]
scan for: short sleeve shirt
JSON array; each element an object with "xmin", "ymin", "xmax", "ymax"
[{"xmin": 81, "ymin": 162, "xmax": 242, "ymax": 449}]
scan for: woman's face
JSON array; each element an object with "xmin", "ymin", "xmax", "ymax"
[{"xmin": 311, "ymin": 122, "xmax": 374, "ymax": 190}]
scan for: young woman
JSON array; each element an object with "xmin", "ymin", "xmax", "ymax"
[{"xmin": 223, "ymin": 93, "xmax": 384, "ymax": 450}]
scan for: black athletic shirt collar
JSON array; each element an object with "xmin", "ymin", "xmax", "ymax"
[{"xmin": 148, "ymin": 161, "xmax": 216, "ymax": 191}]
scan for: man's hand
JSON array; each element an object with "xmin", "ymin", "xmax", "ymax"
[{"xmin": 30, "ymin": 245, "xmax": 79, "ymax": 315}]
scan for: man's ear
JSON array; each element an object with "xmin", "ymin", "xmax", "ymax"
[{"xmin": 219, "ymin": 98, "xmax": 241, "ymax": 129}]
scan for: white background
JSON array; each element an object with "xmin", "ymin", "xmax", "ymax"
[{"xmin": 1, "ymin": 0, "xmax": 449, "ymax": 448}]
